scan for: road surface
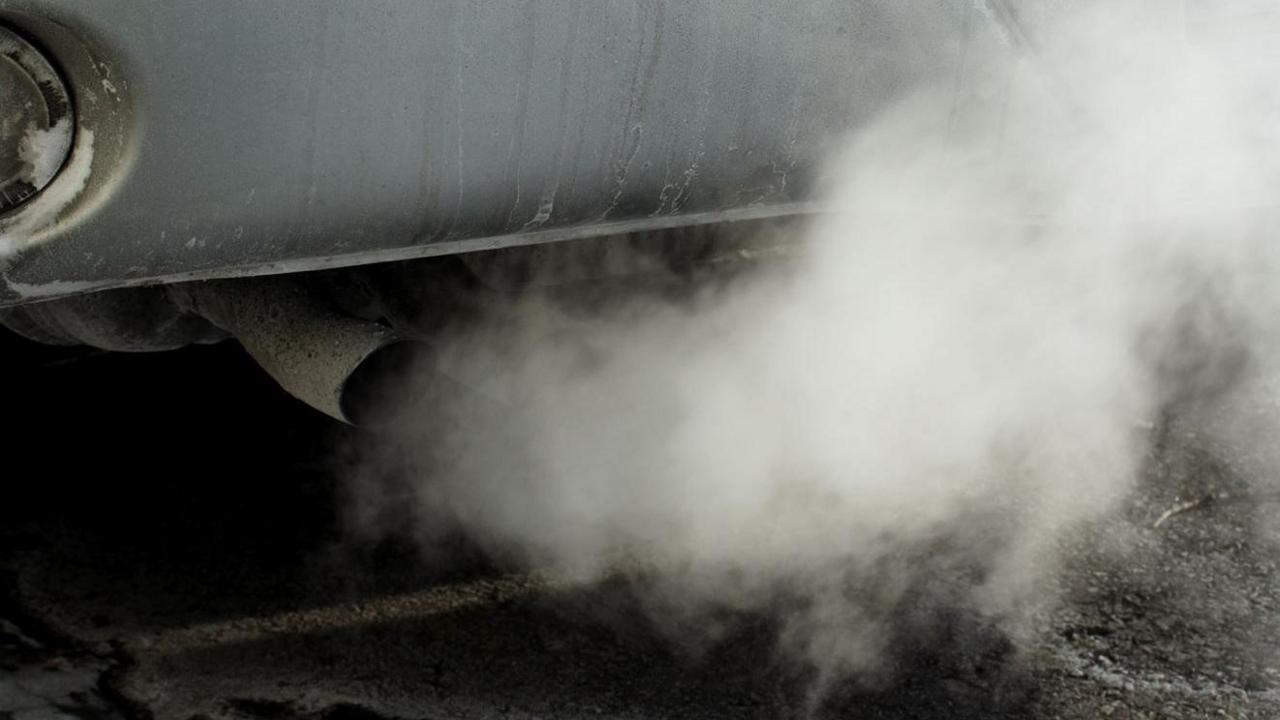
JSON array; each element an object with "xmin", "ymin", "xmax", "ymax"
[{"xmin": 2, "ymin": 322, "xmax": 1278, "ymax": 720}]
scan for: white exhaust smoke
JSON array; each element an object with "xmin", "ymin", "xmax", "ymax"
[{"xmin": 345, "ymin": 0, "xmax": 1280, "ymax": 692}]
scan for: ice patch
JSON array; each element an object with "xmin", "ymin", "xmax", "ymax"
[
  {"xmin": 18, "ymin": 117, "xmax": 73, "ymax": 188},
  {"xmin": 0, "ymin": 129, "xmax": 95, "ymax": 261}
]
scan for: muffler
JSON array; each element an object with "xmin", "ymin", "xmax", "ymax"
[
  {"xmin": 169, "ymin": 278, "xmax": 427, "ymax": 425},
  {"xmin": 2, "ymin": 274, "xmax": 435, "ymax": 424}
]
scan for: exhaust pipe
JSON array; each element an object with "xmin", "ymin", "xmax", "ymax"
[{"xmin": 169, "ymin": 278, "xmax": 428, "ymax": 425}]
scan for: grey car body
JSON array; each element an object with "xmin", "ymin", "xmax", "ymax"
[{"xmin": 0, "ymin": 1, "xmax": 1013, "ymax": 307}]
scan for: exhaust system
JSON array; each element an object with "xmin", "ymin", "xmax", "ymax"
[
  {"xmin": 168, "ymin": 278, "xmax": 428, "ymax": 425},
  {"xmin": 3, "ymin": 276, "xmax": 431, "ymax": 425}
]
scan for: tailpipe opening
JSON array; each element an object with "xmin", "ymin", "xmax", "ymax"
[
  {"xmin": 170, "ymin": 278, "xmax": 431, "ymax": 425},
  {"xmin": 339, "ymin": 339, "xmax": 433, "ymax": 426}
]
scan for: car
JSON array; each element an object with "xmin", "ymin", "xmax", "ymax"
[{"xmin": 0, "ymin": 0, "xmax": 1019, "ymax": 422}]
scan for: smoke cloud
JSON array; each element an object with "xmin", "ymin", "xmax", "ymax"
[{"xmin": 345, "ymin": 0, "xmax": 1280, "ymax": 693}]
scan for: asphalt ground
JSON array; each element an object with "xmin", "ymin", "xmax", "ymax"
[{"xmin": 2, "ymin": 301, "xmax": 1279, "ymax": 720}]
